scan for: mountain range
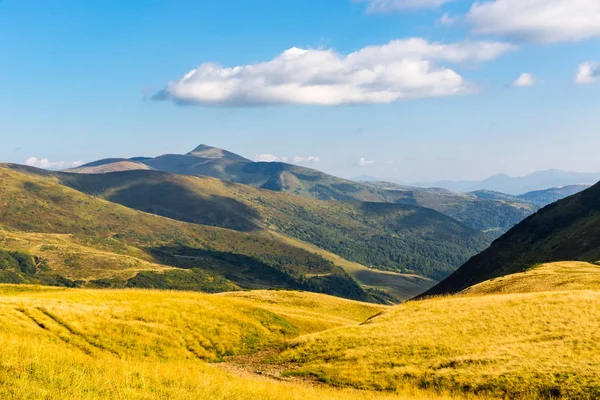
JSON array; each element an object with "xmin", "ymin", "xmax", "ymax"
[
  {"xmin": 69, "ymin": 145, "xmax": 544, "ymax": 236},
  {"xmin": 412, "ymin": 169, "xmax": 600, "ymax": 195},
  {"xmin": 2, "ymin": 144, "xmax": 596, "ymax": 304}
]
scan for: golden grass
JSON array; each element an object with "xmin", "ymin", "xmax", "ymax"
[
  {"xmin": 0, "ymin": 285, "xmax": 459, "ymax": 400},
  {"xmin": 280, "ymin": 289, "xmax": 600, "ymax": 399},
  {"xmin": 462, "ymin": 261, "xmax": 600, "ymax": 295}
]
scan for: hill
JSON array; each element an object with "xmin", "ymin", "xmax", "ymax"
[
  {"xmin": 280, "ymin": 289, "xmax": 600, "ymax": 399},
  {"xmin": 518, "ymin": 184, "xmax": 590, "ymax": 207},
  {"xmin": 0, "ymin": 164, "xmax": 392, "ymax": 303},
  {"xmin": 462, "ymin": 261, "xmax": 600, "ymax": 295},
  {"xmin": 14, "ymin": 166, "xmax": 488, "ymax": 282},
  {"xmin": 421, "ymin": 181, "xmax": 600, "ymax": 296},
  {"xmin": 3, "ymin": 285, "xmax": 599, "ymax": 399},
  {"xmin": 0, "ymin": 287, "xmax": 418, "ymax": 400},
  {"xmin": 70, "ymin": 145, "xmax": 536, "ymax": 234}
]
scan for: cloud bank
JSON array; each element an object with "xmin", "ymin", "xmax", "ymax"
[
  {"xmin": 466, "ymin": 0, "xmax": 600, "ymax": 43},
  {"xmin": 26, "ymin": 157, "xmax": 83, "ymax": 170},
  {"xmin": 154, "ymin": 38, "xmax": 514, "ymax": 107}
]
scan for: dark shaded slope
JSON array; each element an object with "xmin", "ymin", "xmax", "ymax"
[{"xmin": 421, "ymin": 182, "xmax": 600, "ymax": 296}]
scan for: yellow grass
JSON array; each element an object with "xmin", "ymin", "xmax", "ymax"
[
  {"xmin": 281, "ymin": 289, "xmax": 600, "ymax": 399},
  {"xmin": 0, "ymin": 285, "xmax": 460, "ymax": 400},
  {"xmin": 3, "ymin": 282, "xmax": 599, "ymax": 399},
  {"xmin": 462, "ymin": 261, "xmax": 600, "ymax": 295}
]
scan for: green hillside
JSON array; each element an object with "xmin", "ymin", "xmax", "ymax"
[
  {"xmin": 422, "ymin": 182, "xmax": 600, "ymax": 296},
  {"xmin": 71, "ymin": 145, "xmax": 537, "ymax": 234},
  {"xmin": 518, "ymin": 184, "xmax": 590, "ymax": 207},
  {"xmin": 0, "ymin": 165, "xmax": 389, "ymax": 303},
  {"xmin": 44, "ymin": 168, "xmax": 489, "ymax": 280}
]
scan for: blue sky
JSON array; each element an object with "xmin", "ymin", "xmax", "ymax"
[{"xmin": 0, "ymin": 0, "xmax": 599, "ymax": 181}]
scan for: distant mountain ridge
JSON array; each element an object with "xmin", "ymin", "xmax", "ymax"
[
  {"xmin": 69, "ymin": 145, "xmax": 538, "ymax": 235},
  {"xmin": 413, "ymin": 169, "xmax": 600, "ymax": 195}
]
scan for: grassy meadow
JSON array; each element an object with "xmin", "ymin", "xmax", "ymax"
[
  {"xmin": 0, "ymin": 286, "xmax": 465, "ymax": 400},
  {"xmin": 1, "ymin": 276, "xmax": 599, "ymax": 399}
]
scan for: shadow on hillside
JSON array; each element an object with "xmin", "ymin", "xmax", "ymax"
[
  {"xmin": 58, "ymin": 171, "xmax": 262, "ymax": 232},
  {"xmin": 146, "ymin": 247, "xmax": 299, "ymax": 290}
]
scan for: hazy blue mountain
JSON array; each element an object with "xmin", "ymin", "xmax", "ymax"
[{"xmin": 413, "ymin": 169, "xmax": 600, "ymax": 195}]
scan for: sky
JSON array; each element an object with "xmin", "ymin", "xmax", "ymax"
[{"xmin": 0, "ymin": 0, "xmax": 599, "ymax": 181}]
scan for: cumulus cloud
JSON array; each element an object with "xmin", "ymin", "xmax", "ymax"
[
  {"xmin": 154, "ymin": 38, "xmax": 514, "ymax": 107},
  {"xmin": 357, "ymin": 157, "xmax": 376, "ymax": 167},
  {"xmin": 466, "ymin": 0, "xmax": 600, "ymax": 43},
  {"xmin": 26, "ymin": 157, "xmax": 83, "ymax": 170},
  {"xmin": 292, "ymin": 156, "xmax": 321, "ymax": 164},
  {"xmin": 254, "ymin": 154, "xmax": 281, "ymax": 162},
  {"xmin": 575, "ymin": 62, "xmax": 600, "ymax": 84},
  {"xmin": 357, "ymin": 0, "xmax": 454, "ymax": 13},
  {"xmin": 512, "ymin": 73, "xmax": 536, "ymax": 87}
]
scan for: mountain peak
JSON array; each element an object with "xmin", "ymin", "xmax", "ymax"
[{"xmin": 187, "ymin": 144, "xmax": 250, "ymax": 162}]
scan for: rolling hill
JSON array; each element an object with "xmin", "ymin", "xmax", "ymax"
[
  {"xmin": 0, "ymin": 164, "xmax": 393, "ymax": 302},
  {"xmin": 518, "ymin": 184, "xmax": 590, "ymax": 207},
  {"xmin": 421, "ymin": 181, "xmax": 600, "ymax": 296},
  {"xmin": 69, "ymin": 145, "xmax": 537, "ymax": 234},
  {"xmin": 9, "ymin": 165, "xmax": 488, "ymax": 282},
  {"xmin": 3, "ymin": 284, "xmax": 599, "ymax": 399}
]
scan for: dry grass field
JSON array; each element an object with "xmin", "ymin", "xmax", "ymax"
[
  {"xmin": 0, "ymin": 286, "xmax": 468, "ymax": 400},
  {"xmin": 2, "ymin": 272, "xmax": 600, "ymax": 399}
]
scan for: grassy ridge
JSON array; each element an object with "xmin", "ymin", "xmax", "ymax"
[
  {"xmin": 462, "ymin": 261, "xmax": 600, "ymax": 295},
  {"xmin": 280, "ymin": 289, "xmax": 600, "ymax": 399}
]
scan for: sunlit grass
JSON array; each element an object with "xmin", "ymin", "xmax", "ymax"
[
  {"xmin": 281, "ymin": 289, "xmax": 600, "ymax": 399},
  {"xmin": 462, "ymin": 261, "xmax": 600, "ymax": 295},
  {"xmin": 0, "ymin": 285, "xmax": 458, "ymax": 400}
]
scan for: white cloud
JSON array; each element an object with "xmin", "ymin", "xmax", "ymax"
[
  {"xmin": 154, "ymin": 38, "xmax": 514, "ymax": 107},
  {"xmin": 440, "ymin": 13, "xmax": 458, "ymax": 26},
  {"xmin": 512, "ymin": 73, "xmax": 536, "ymax": 87},
  {"xmin": 254, "ymin": 154, "xmax": 280, "ymax": 162},
  {"xmin": 357, "ymin": 157, "xmax": 376, "ymax": 167},
  {"xmin": 292, "ymin": 156, "xmax": 321, "ymax": 165},
  {"xmin": 576, "ymin": 62, "xmax": 600, "ymax": 84},
  {"xmin": 466, "ymin": 0, "xmax": 600, "ymax": 43},
  {"xmin": 26, "ymin": 157, "xmax": 83, "ymax": 170},
  {"xmin": 357, "ymin": 0, "xmax": 454, "ymax": 13}
]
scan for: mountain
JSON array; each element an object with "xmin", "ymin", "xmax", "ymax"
[
  {"xmin": 518, "ymin": 184, "xmax": 590, "ymax": 207},
  {"xmin": 0, "ymin": 164, "xmax": 394, "ymax": 303},
  {"xmin": 421, "ymin": 181, "xmax": 600, "ymax": 296},
  {"xmin": 414, "ymin": 169, "xmax": 600, "ymax": 195},
  {"xmin": 24, "ymin": 166, "xmax": 489, "ymax": 281},
  {"xmin": 70, "ymin": 145, "xmax": 537, "ymax": 235},
  {"xmin": 351, "ymin": 175, "xmax": 381, "ymax": 182}
]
